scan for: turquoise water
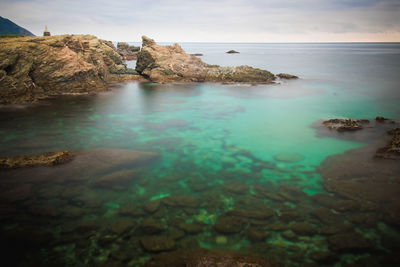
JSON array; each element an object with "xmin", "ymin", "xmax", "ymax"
[{"xmin": 1, "ymin": 43, "xmax": 400, "ymax": 266}]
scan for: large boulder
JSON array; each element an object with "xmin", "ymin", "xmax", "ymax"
[
  {"xmin": 136, "ymin": 36, "xmax": 277, "ymax": 84},
  {"xmin": 0, "ymin": 35, "xmax": 144, "ymax": 103}
]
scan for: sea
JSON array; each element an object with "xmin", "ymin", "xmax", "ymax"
[{"xmin": 0, "ymin": 43, "xmax": 400, "ymax": 266}]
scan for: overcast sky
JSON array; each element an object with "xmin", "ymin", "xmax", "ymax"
[{"xmin": 1, "ymin": 0, "xmax": 400, "ymax": 42}]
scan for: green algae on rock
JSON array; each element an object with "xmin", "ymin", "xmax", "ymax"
[
  {"xmin": 0, "ymin": 35, "xmax": 145, "ymax": 104},
  {"xmin": 136, "ymin": 36, "xmax": 278, "ymax": 83}
]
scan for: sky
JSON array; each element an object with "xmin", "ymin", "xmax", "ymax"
[{"xmin": 1, "ymin": 0, "xmax": 400, "ymax": 42}]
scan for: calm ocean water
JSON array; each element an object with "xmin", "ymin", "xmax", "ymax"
[{"xmin": 1, "ymin": 43, "xmax": 400, "ymax": 266}]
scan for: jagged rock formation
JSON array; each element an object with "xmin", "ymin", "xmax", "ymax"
[
  {"xmin": 323, "ymin": 118, "xmax": 370, "ymax": 132},
  {"xmin": 0, "ymin": 16, "xmax": 34, "ymax": 36},
  {"xmin": 0, "ymin": 35, "xmax": 144, "ymax": 104},
  {"xmin": 136, "ymin": 36, "xmax": 278, "ymax": 84},
  {"xmin": 117, "ymin": 42, "xmax": 140, "ymax": 60}
]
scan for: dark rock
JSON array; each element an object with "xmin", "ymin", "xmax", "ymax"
[
  {"xmin": 162, "ymin": 195, "xmax": 200, "ymax": 208},
  {"xmin": 319, "ymin": 224, "xmax": 353, "ymax": 235},
  {"xmin": 276, "ymin": 73, "xmax": 299, "ymax": 79},
  {"xmin": 190, "ymin": 53, "xmax": 203, "ymax": 56},
  {"xmin": 0, "ymin": 151, "xmax": 72, "ymax": 168},
  {"xmin": 311, "ymin": 208, "xmax": 343, "ymax": 225},
  {"xmin": 167, "ymin": 227, "xmax": 185, "ymax": 240},
  {"xmin": 224, "ymin": 208, "xmax": 275, "ymax": 220},
  {"xmin": 376, "ymin": 128, "xmax": 400, "ymax": 159},
  {"xmin": 224, "ymin": 181, "xmax": 249, "ymax": 194},
  {"xmin": 111, "ymin": 218, "xmax": 135, "ymax": 234},
  {"xmin": 140, "ymin": 235, "xmax": 176, "ymax": 252},
  {"xmin": 375, "ymin": 116, "xmax": 389, "ymax": 122},
  {"xmin": 215, "ymin": 216, "xmax": 245, "ymax": 234},
  {"xmin": 247, "ymin": 228, "xmax": 268, "ymax": 242},
  {"xmin": 309, "ymin": 251, "xmax": 338, "ymax": 264},
  {"xmin": 143, "ymin": 199, "xmax": 161, "ymax": 213},
  {"xmin": 178, "ymin": 222, "xmax": 203, "ymax": 234},
  {"xmin": 290, "ymin": 222, "xmax": 317, "ymax": 236},
  {"xmin": 327, "ymin": 233, "xmax": 371, "ymax": 253},
  {"xmin": 279, "ymin": 211, "xmax": 301, "ymax": 222},
  {"xmin": 331, "ymin": 200, "xmax": 360, "ymax": 212},
  {"xmin": 278, "ymin": 185, "xmax": 307, "ymax": 203},
  {"xmin": 136, "ymin": 36, "xmax": 277, "ymax": 84},
  {"xmin": 140, "ymin": 218, "xmax": 165, "ymax": 234},
  {"xmin": 226, "ymin": 50, "xmax": 239, "ymax": 54},
  {"xmin": 322, "ymin": 118, "xmax": 369, "ymax": 132},
  {"xmin": 180, "ymin": 237, "xmax": 199, "ymax": 249}
]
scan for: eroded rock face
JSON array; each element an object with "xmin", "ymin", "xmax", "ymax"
[
  {"xmin": 117, "ymin": 42, "xmax": 140, "ymax": 60},
  {"xmin": 0, "ymin": 35, "xmax": 143, "ymax": 104},
  {"xmin": 0, "ymin": 151, "xmax": 72, "ymax": 168},
  {"xmin": 136, "ymin": 36, "xmax": 277, "ymax": 84}
]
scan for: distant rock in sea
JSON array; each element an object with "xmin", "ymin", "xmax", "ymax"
[
  {"xmin": 226, "ymin": 50, "xmax": 239, "ymax": 54},
  {"xmin": 0, "ymin": 35, "xmax": 145, "ymax": 104},
  {"xmin": 0, "ymin": 16, "xmax": 34, "ymax": 36},
  {"xmin": 277, "ymin": 73, "xmax": 299, "ymax": 79},
  {"xmin": 136, "ymin": 36, "xmax": 280, "ymax": 84}
]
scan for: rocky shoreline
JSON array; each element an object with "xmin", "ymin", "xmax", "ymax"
[
  {"xmin": 1, "ymin": 34, "xmax": 298, "ymax": 104},
  {"xmin": 0, "ymin": 35, "xmax": 144, "ymax": 104}
]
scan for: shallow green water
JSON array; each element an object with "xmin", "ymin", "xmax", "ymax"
[{"xmin": 1, "ymin": 43, "xmax": 400, "ymax": 266}]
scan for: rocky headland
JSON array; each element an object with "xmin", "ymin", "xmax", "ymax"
[
  {"xmin": 0, "ymin": 35, "xmax": 144, "ymax": 104},
  {"xmin": 136, "ymin": 36, "xmax": 280, "ymax": 84}
]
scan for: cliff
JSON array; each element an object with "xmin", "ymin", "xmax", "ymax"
[
  {"xmin": 136, "ymin": 36, "xmax": 277, "ymax": 83},
  {"xmin": 0, "ymin": 35, "xmax": 144, "ymax": 104}
]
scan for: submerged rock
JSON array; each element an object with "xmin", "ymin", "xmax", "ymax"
[
  {"xmin": 136, "ymin": 36, "xmax": 278, "ymax": 84},
  {"xmin": 323, "ymin": 118, "xmax": 369, "ymax": 132},
  {"xmin": 273, "ymin": 152, "xmax": 305, "ymax": 163},
  {"xmin": 144, "ymin": 248, "xmax": 277, "ymax": 267},
  {"xmin": 376, "ymin": 128, "xmax": 400, "ymax": 159},
  {"xmin": 93, "ymin": 170, "xmax": 137, "ymax": 188},
  {"xmin": 0, "ymin": 151, "xmax": 72, "ymax": 168},
  {"xmin": 140, "ymin": 235, "xmax": 176, "ymax": 252},
  {"xmin": 215, "ymin": 215, "xmax": 245, "ymax": 234},
  {"xmin": 140, "ymin": 218, "xmax": 165, "ymax": 234},
  {"xmin": 327, "ymin": 233, "xmax": 371, "ymax": 253},
  {"xmin": 0, "ymin": 35, "xmax": 144, "ymax": 104}
]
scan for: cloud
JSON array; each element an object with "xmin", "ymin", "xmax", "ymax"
[{"xmin": 0, "ymin": 0, "xmax": 399, "ymax": 41}]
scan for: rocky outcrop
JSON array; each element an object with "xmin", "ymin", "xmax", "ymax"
[
  {"xmin": 136, "ymin": 36, "xmax": 278, "ymax": 84},
  {"xmin": 323, "ymin": 118, "xmax": 369, "ymax": 132},
  {"xmin": 376, "ymin": 128, "xmax": 400, "ymax": 159},
  {"xmin": 117, "ymin": 42, "xmax": 140, "ymax": 60},
  {"xmin": 0, "ymin": 35, "xmax": 144, "ymax": 104},
  {"xmin": 0, "ymin": 151, "xmax": 72, "ymax": 168},
  {"xmin": 277, "ymin": 73, "xmax": 298, "ymax": 79}
]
